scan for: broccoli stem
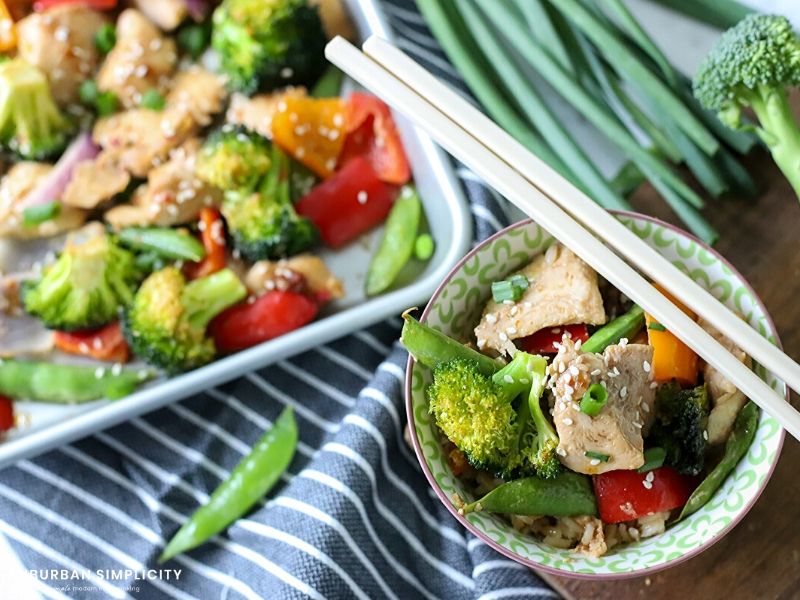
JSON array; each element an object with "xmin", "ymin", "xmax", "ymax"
[
  {"xmin": 182, "ymin": 269, "xmax": 247, "ymax": 330},
  {"xmin": 528, "ymin": 363, "xmax": 557, "ymax": 447},
  {"xmin": 491, "ymin": 352, "xmax": 545, "ymax": 399},
  {"xmin": 749, "ymin": 86, "xmax": 800, "ymax": 200}
]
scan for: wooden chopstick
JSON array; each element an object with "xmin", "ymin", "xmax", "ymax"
[
  {"xmin": 362, "ymin": 35, "xmax": 800, "ymax": 402},
  {"xmin": 324, "ymin": 36, "xmax": 800, "ymax": 442}
]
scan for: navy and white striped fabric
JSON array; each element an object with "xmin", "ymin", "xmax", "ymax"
[{"xmin": 0, "ymin": 1, "xmax": 559, "ymax": 598}]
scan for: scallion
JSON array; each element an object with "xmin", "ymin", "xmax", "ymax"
[
  {"xmin": 95, "ymin": 91, "xmax": 119, "ymax": 117},
  {"xmin": 140, "ymin": 89, "xmax": 166, "ymax": 111},
  {"xmin": 580, "ymin": 383, "xmax": 608, "ymax": 417},
  {"xmin": 491, "ymin": 274, "xmax": 529, "ymax": 303},
  {"xmin": 23, "ymin": 201, "xmax": 61, "ymax": 226},
  {"xmin": 638, "ymin": 447, "xmax": 667, "ymax": 473},
  {"xmin": 585, "ymin": 451, "xmax": 610, "ymax": 462},
  {"xmin": 648, "ymin": 321, "xmax": 666, "ymax": 332},
  {"xmin": 94, "ymin": 23, "xmax": 117, "ymax": 54}
]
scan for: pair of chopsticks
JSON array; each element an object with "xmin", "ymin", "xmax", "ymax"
[{"xmin": 325, "ymin": 35, "xmax": 800, "ymax": 442}]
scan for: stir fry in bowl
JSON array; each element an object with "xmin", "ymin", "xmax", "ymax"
[
  {"xmin": 0, "ymin": 0, "xmax": 433, "ymax": 418},
  {"xmin": 402, "ymin": 242, "xmax": 759, "ymax": 558}
]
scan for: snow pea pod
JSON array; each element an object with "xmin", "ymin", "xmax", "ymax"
[
  {"xmin": 0, "ymin": 360, "xmax": 154, "ymax": 402},
  {"xmin": 678, "ymin": 401, "xmax": 759, "ymax": 521},
  {"xmin": 365, "ymin": 185, "xmax": 422, "ymax": 296},
  {"xmin": 461, "ymin": 472, "xmax": 598, "ymax": 517},
  {"xmin": 160, "ymin": 406, "xmax": 298, "ymax": 562},
  {"xmin": 401, "ymin": 311, "xmax": 502, "ymax": 375},
  {"xmin": 118, "ymin": 227, "xmax": 206, "ymax": 262},
  {"xmin": 581, "ymin": 304, "xmax": 645, "ymax": 354}
]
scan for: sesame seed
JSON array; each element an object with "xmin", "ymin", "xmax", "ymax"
[
  {"xmin": 569, "ymin": 365, "xmax": 580, "ymax": 376},
  {"xmin": 645, "ymin": 471, "xmax": 655, "ymax": 482},
  {"xmin": 575, "ymin": 339, "xmax": 582, "ymax": 351},
  {"xmin": 519, "ymin": 378, "xmax": 529, "ymax": 384},
  {"xmin": 499, "ymin": 332, "xmax": 508, "ymax": 342},
  {"xmin": 563, "ymin": 417, "xmax": 573, "ymax": 426},
  {"xmin": 643, "ymin": 360, "xmax": 651, "ymax": 373},
  {"xmin": 485, "ymin": 313, "xmax": 497, "ymax": 324},
  {"xmin": 333, "ymin": 113, "xmax": 344, "ymax": 127},
  {"xmin": 278, "ymin": 101, "xmax": 288, "ymax": 112},
  {"xmin": 78, "ymin": 342, "xmax": 89, "ymax": 353},
  {"xmin": 591, "ymin": 369, "xmax": 602, "ymax": 376},
  {"xmin": 633, "ymin": 421, "xmax": 642, "ymax": 429},
  {"xmin": 590, "ymin": 458, "xmax": 600, "ymax": 466},
  {"xmin": 620, "ymin": 386, "xmax": 628, "ymax": 398},
  {"xmin": 95, "ymin": 367, "xmax": 106, "ymax": 379},
  {"xmin": 564, "ymin": 384, "xmax": 574, "ymax": 396},
  {"xmin": 502, "ymin": 300, "xmax": 514, "ymax": 305},
  {"xmin": 556, "ymin": 447, "xmax": 567, "ymax": 457},
  {"xmin": 642, "ymin": 403, "xmax": 650, "ymax": 413},
  {"xmin": 328, "ymin": 129, "xmax": 340, "ymax": 141},
  {"xmin": 619, "ymin": 337, "xmax": 628, "ymax": 347},
  {"xmin": 476, "ymin": 338, "xmax": 486, "ymax": 349},
  {"xmin": 703, "ymin": 430, "xmax": 708, "ymax": 440},
  {"xmin": 357, "ymin": 191, "xmax": 368, "ymax": 204},
  {"xmin": 650, "ymin": 381, "xmax": 658, "ymax": 389},
  {"xmin": 280, "ymin": 67, "xmax": 294, "ymax": 78},
  {"xmin": 524, "ymin": 302, "xmax": 532, "ymax": 308},
  {"xmin": 92, "ymin": 338, "xmax": 103, "ymax": 350},
  {"xmin": 503, "ymin": 374, "xmax": 514, "ymax": 384},
  {"xmin": 642, "ymin": 480, "xmax": 653, "ymax": 490},
  {"xmin": 296, "ymin": 147, "xmax": 306, "ymax": 158},
  {"xmin": 54, "ymin": 26, "xmax": 70, "ymax": 42},
  {"xmin": 558, "ymin": 362, "xmax": 566, "ymax": 373},
  {"xmin": 506, "ymin": 326, "xmax": 517, "ymax": 335},
  {"xmin": 510, "ymin": 306, "xmax": 518, "ymax": 316},
  {"xmin": 111, "ymin": 363, "xmax": 122, "ymax": 376}
]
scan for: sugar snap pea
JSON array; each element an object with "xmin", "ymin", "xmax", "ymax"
[
  {"xmin": 678, "ymin": 401, "xmax": 759, "ymax": 521},
  {"xmin": 461, "ymin": 472, "xmax": 598, "ymax": 517},
  {"xmin": 160, "ymin": 406, "xmax": 298, "ymax": 562},
  {"xmin": 0, "ymin": 360, "xmax": 154, "ymax": 402},
  {"xmin": 581, "ymin": 304, "xmax": 645, "ymax": 354},
  {"xmin": 118, "ymin": 227, "xmax": 206, "ymax": 262},
  {"xmin": 401, "ymin": 311, "xmax": 502, "ymax": 375},
  {"xmin": 365, "ymin": 186, "xmax": 422, "ymax": 296}
]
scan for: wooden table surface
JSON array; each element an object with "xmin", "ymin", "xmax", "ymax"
[{"xmin": 541, "ymin": 149, "xmax": 800, "ymax": 599}]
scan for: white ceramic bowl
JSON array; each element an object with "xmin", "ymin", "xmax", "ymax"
[{"xmin": 405, "ymin": 213, "xmax": 786, "ymax": 579}]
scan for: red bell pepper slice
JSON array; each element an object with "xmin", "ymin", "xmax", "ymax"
[
  {"xmin": 296, "ymin": 156, "xmax": 398, "ymax": 248},
  {"xmin": 185, "ymin": 208, "xmax": 226, "ymax": 280},
  {"xmin": 592, "ymin": 467, "xmax": 696, "ymax": 523},
  {"xmin": 53, "ymin": 321, "xmax": 130, "ymax": 363},
  {"xmin": 0, "ymin": 396, "xmax": 13, "ymax": 433},
  {"xmin": 34, "ymin": 0, "xmax": 117, "ymax": 11},
  {"xmin": 210, "ymin": 290, "xmax": 319, "ymax": 353},
  {"xmin": 339, "ymin": 92, "xmax": 411, "ymax": 185},
  {"xmin": 518, "ymin": 324, "xmax": 590, "ymax": 354}
]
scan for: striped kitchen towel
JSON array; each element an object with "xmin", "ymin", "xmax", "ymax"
[{"xmin": 0, "ymin": 0, "xmax": 558, "ymax": 598}]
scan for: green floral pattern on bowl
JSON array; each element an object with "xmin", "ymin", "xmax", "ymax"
[{"xmin": 407, "ymin": 214, "xmax": 785, "ymax": 578}]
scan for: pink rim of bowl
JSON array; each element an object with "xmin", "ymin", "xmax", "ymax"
[{"xmin": 404, "ymin": 211, "xmax": 787, "ymax": 581}]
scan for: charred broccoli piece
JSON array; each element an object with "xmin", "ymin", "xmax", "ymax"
[
  {"xmin": 649, "ymin": 382, "xmax": 710, "ymax": 476},
  {"xmin": 221, "ymin": 144, "xmax": 317, "ymax": 261},
  {"xmin": 196, "ymin": 125, "xmax": 272, "ymax": 192},
  {"xmin": 122, "ymin": 267, "xmax": 247, "ymax": 373},
  {"xmin": 212, "ymin": 0, "xmax": 327, "ymax": 94},
  {"xmin": 428, "ymin": 351, "xmax": 558, "ymax": 479},
  {"xmin": 22, "ymin": 233, "xmax": 140, "ymax": 331},
  {"xmin": 694, "ymin": 15, "xmax": 800, "ymax": 199},
  {"xmin": 0, "ymin": 58, "xmax": 72, "ymax": 160}
]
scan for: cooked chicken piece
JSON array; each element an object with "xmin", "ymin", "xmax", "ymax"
[
  {"xmin": 245, "ymin": 255, "xmax": 344, "ymax": 300},
  {"xmin": 130, "ymin": 0, "xmax": 188, "ymax": 31},
  {"xmin": 697, "ymin": 317, "xmax": 751, "ymax": 445},
  {"xmin": 96, "ymin": 9, "xmax": 177, "ymax": 109},
  {"xmin": 311, "ymin": 0, "xmax": 356, "ymax": 40},
  {"xmin": 93, "ymin": 67, "xmax": 226, "ymax": 177},
  {"xmin": 105, "ymin": 139, "xmax": 221, "ymax": 229},
  {"xmin": 549, "ymin": 338, "xmax": 656, "ymax": 475},
  {"xmin": 475, "ymin": 243, "xmax": 607, "ymax": 356},
  {"xmin": 0, "ymin": 162, "xmax": 86, "ymax": 240},
  {"xmin": 16, "ymin": 5, "xmax": 108, "ymax": 106},
  {"xmin": 62, "ymin": 153, "xmax": 131, "ymax": 209},
  {"xmin": 226, "ymin": 87, "xmax": 307, "ymax": 139}
]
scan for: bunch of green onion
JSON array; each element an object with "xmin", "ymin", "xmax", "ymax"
[{"xmin": 418, "ymin": 0, "xmax": 758, "ymax": 244}]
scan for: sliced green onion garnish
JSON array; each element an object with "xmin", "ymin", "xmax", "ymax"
[
  {"xmin": 637, "ymin": 447, "xmax": 667, "ymax": 473},
  {"xmin": 585, "ymin": 451, "xmax": 610, "ymax": 462},
  {"xmin": 79, "ymin": 79, "xmax": 99, "ymax": 105},
  {"xmin": 414, "ymin": 234, "xmax": 435, "ymax": 260},
  {"xmin": 140, "ymin": 88, "xmax": 166, "ymax": 111},
  {"xmin": 491, "ymin": 274, "xmax": 529, "ymax": 303},
  {"xmin": 94, "ymin": 23, "xmax": 117, "ymax": 54},
  {"xmin": 580, "ymin": 383, "xmax": 608, "ymax": 417},
  {"xmin": 96, "ymin": 91, "xmax": 120, "ymax": 116},
  {"xmin": 648, "ymin": 321, "xmax": 667, "ymax": 331},
  {"xmin": 23, "ymin": 201, "xmax": 61, "ymax": 226}
]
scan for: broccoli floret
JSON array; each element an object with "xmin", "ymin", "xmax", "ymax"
[
  {"xmin": 693, "ymin": 15, "xmax": 800, "ymax": 199},
  {"xmin": 212, "ymin": 0, "xmax": 327, "ymax": 94},
  {"xmin": 0, "ymin": 59, "xmax": 72, "ymax": 160},
  {"xmin": 222, "ymin": 145, "xmax": 317, "ymax": 261},
  {"xmin": 649, "ymin": 382, "xmax": 710, "ymax": 476},
  {"xmin": 428, "ymin": 351, "xmax": 559, "ymax": 478},
  {"xmin": 196, "ymin": 125, "xmax": 273, "ymax": 192},
  {"xmin": 122, "ymin": 267, "xmax": 247, "ymax": 373},
  {"xmin": 22, "ymin": 234, "xmax": 140, "ymax": 331}
]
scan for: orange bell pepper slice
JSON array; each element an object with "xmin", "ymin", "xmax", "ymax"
[
  {"xmin": 645, "ymin": 284, "xmax": 699, "ymax": 386},
  {"xmin": 0, "ymin": 1, "xmax": 16, "ymax": 53},
  {"xmin": 271, "ymin": 95, "xmax": 347, "ymax": 178},
  {"xmin": 53, "ymin": 321, "xmax": 131, "ymax": 363},
  {"xmin": 185, "ymin": 207, "xmax": 226, "ymax": 280}
]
